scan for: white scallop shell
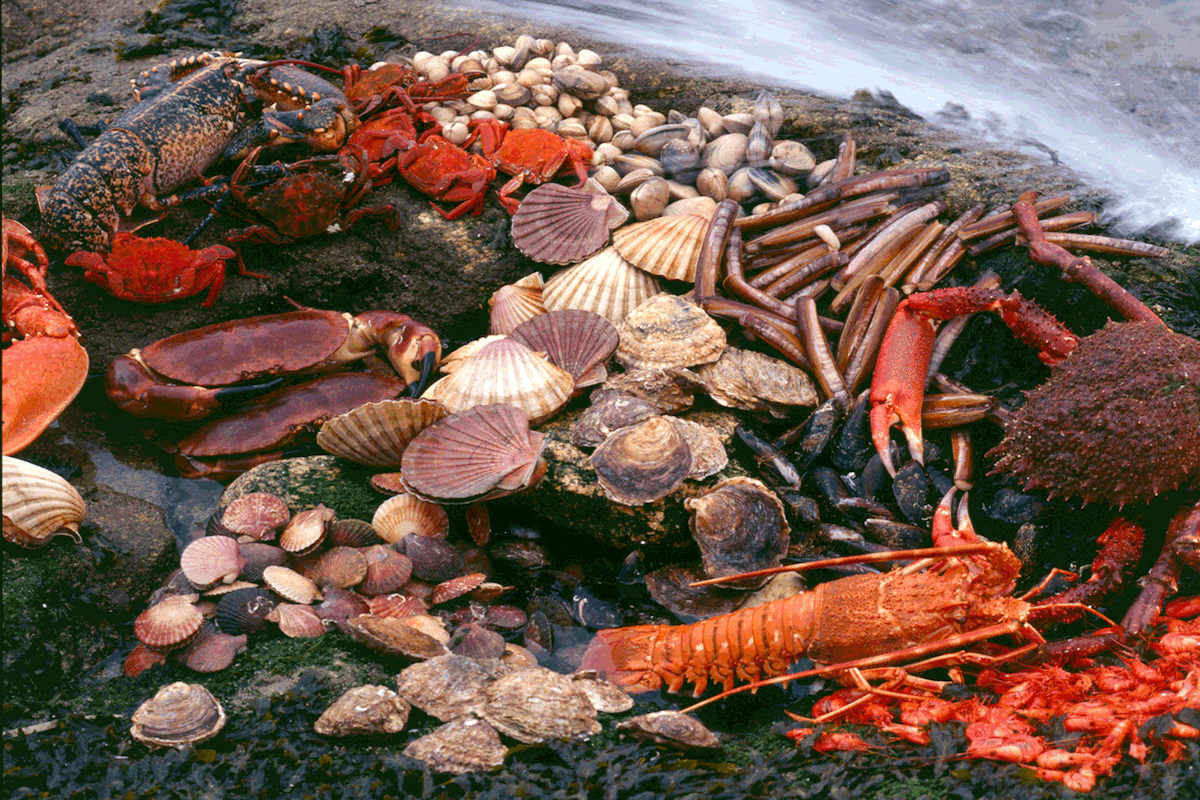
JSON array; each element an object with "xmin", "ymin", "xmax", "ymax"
[
  {"xmin": 422, "ymin": 338, "xmax": 574, "ymax": 425},
  {"xmin": 371, "ymin": 492, "xmax": 450, "ymax": 543},
  {"xmin": 611, "ymin": 214, "xmax": 709, "ymax": 283},
  {"xmin": 317, "ymin": 398, "xmax": 449, "ymax": 468},
  {"xmin": 440, "ymin": 335, "xmax": 508, "ymax": 374},
  {"xmin": 542, "ymin": 246, "xmax": 662, "ymax": 325},
  {"xmin": 489, "ymin": 272, "xmax": 547, "ymax": 336},
  {"xmin": 2, "ymin": 456, "xmax": 85, "ymax": 548}
]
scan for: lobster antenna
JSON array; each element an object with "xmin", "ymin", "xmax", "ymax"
[{"xmin": 687, "ymin": 542, "xmax": 1002, "ymax": 588}]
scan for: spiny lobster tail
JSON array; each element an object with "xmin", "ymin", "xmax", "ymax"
[{"xmin": 579, "ymin": 626, "xmax": 663, "ymax": 693}]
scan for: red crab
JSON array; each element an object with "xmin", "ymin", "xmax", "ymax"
[
  {"xmin": 869, "ymin": 191, "xmax": 1200, "ymax": 634},
  {"xmin": 64, "ymin": 232, "xmax": 237, "ymax": 307},
  {"xmin": 344, "ymin": 106, "xmax": 441, "ymax": 186},
  {"xmin": 393, "ymin": 134, "xmax": 496, "ymax": 221},
  {"xmin": 467, "ymin": 120, "xmax": 593, "ymax": 214},
  {"xmin": 341, "ymin": 61, "xmax": 474, "ymax": 118}
]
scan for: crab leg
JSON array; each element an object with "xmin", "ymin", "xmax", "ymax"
[
  {"xmin": 869, "ymin": 286, "xmax": 1078, "ymax": 475},
  {"xmin": 1123, "ymin": 501, "xmax": 1200, "ymax": 635}
]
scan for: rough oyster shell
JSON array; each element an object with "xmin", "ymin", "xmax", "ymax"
[
  {"xmin": 481, "ymin": 667, "xmax": 601, "ymax": 743},
  {"xmin": 134, "ymin": 594, "xmax": 204, "ymax": 653},
  {"xmin": 400, "ymin": 404, "xmax": 547, "ymax": 503},
  {"xmin": 371, "ymin": 492, "xmax": 450, "ymax": 543},
  {"xmin": 314, "ymin": 684, "xmax": 411, "ymax": 737},
  {"xmin": 130, "ymin": 682, "xmax": 226, "ymax": 749},
  {"xmin": 570, "ymin": 673, "xmax": 635, "ymax": 713},
  {"xmin": 395, "ymin": 653, "xmax": 514, "ymax": 721},
  {"xmin": 317, "ymin": 398, "xmax": 449, "ymax": 469},
  {"xmin": 569, "ymin": 390, "xmax": 658, "ymax": 448},
  {"xmin": 696, "ymin": 346, "xmax": 819, "ymax": 417},
  {"xmin": 616, "ymin": 711, "xmax": 721, "ymax": 752},
  {"xmin": 644, "ymin": 563, "xmax": 740, "ymax": 621},
  {"xmin": 422, "ymin": 338, "xmax": 574, "ymax": 425},
  {"xmin": 611, "ymin": 214, "xmax": 708, "ymax": 282},
  {"xmin": 509, "ymin": 309, "xmax": 619, "ymax": 389},
  {"xmin": 179, "ymin": 535, "xmax": 246, "ymax": 590},
  {"xmin": 615, "ymin": 293, "xmax": 726, "ymax": 370},
  {"xmin": 589, "ymin": 416, "xmax": 692, "ymax": 506},
  {"xmin": 685, "ymin": 477, "xmax": 789, "ymax": 587},
  {"xmin": 667, "ymin": 417, "xmax": 729, "ymax": 480},
  {"xmin": 489, "ymin": 272, "xmax": 547, "ymax": 336},
  {"xmin": 2, "ymin": 456, "xmax": 85, "ymax": 548},
  {"xmin": 511, "ymin": 183, "xmax": 627, "ymax": 265},
  {"xmin": 403, "ymin": 716, "xmax": 508, "ymax": 774},
  {"xmin": 542, "ymin": 246, "xmax": 662, "ymax": 325}
]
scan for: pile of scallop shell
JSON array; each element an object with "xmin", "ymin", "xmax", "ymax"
[
  {"xmin": 123, "ymin": 488, "xmax": 552, "ymax": 678},
  {"xmin": 410, "ymin": 35, "xmax": 817, "ymax": 220},
  {"xmin": 2, "ymin": 455, "xmax": 85, "ymax": 548}
]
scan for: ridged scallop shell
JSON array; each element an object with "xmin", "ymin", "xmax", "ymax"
[
  {"xmin": 512, "ymin": 183, "xmax": 628, "ymax": 265},
  {"xmin": 327, "ymin": 519, "xmax": 380, "ymax": 548},
  {"xmin": 171, "ymin": 621, "xmax": 247, "ymax": 673},
  {"xmin": 2, "ymin": 456, "xmax": 85, "ymax": 548},
  {"xmin": 422, "ymin": 338, "xmax": 574, "ymax": 425},
  {"xmin": 214, "ymin": 587, "xmax": 275, "ymax": 635},
  {"xmin": 180, "ymin": 536, "xmax": 246, "ymax": 590},
  {"xmin": 237, "ymin": 542, "xmax": 288, "ymax": 582},
  {"xmin": 266, "ymin": 603, "xmax": 328, "ymax": 638},
  {"xmin": 371, "ymin": 493, "xmax": 449, "ymax": 543},
  {"xmin": 489, "ymin": 272, "xmax": 547, "ymax": 336},
  {"xmin": 405, "ymin": 535, "xmax": 465, "ymax": 583},
  {"xmin": 399, "ymin": 404, "xmax": 547, "ymax": 503},
  {"xmin": 130, "ymin": 682, "xmax": 226, "ymax": 749},
  {"xmin": 590, "ymin": 416, "xmax": 692, "ymax": 505},
  {"xmin": 262, "ymin": 565, "xmax": 323, "ymax": 604},
  {"xmin": 279, "ymin": 505, "xmax": 334, "ymax": 555},
  {"xmin": 611, "ymin": 214, "xmax": 708, "ymax": 282},
  {"xmin": 123, "ymin": 643, "xmax": 168, "ymax": 678},
  {"xmin": 316, "ymin": 399, "xmax": 448, "ymax": 469},
  {"xmin": 509, "ymin": 309, "xmax": 619, "ymax": 389},
  {"xmin": 308, "ymin": 546, "xmax": 369, "ymax": 590},
  {"xmin": 451, "ymin": 623, "xmax": 508, "ymax": 660},
  {"xmin": 430, "ymin": 572, "xmax": 487, "ymax": 605},
  {"xmin": 135, "ymin": 595, "xmax": 204, "ymax": 653},
  {"xmin": 440, "ymin": 335, "xmax": 507, "ymax": 374},
  {"xmin": 359, "ymin": 544, "xmax": 414, "ymax": 595},
  {"xmin": 219, "ymin": 492, "xmax": 289, "ymax": 541},
  {"xmin": 615, "ymin": 293, "xmax": 727, "ymax": 370},
  {"xmin": 314, "ymin": 588, "xmax": 371, "ymax": 623},
  {"xmin": 542, "ymin": 246, "xmax": 661, "ymax": 325},
  {"xmin": 369, "ymin": 593, "xmax": 427, "ymax": 619}
]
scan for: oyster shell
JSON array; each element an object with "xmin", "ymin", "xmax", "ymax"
[
  {"xmin": 615, "ymin": 294, "xmax": 726, "ymax": 370},
  {"xmin": 2, "ymin": 456, "xmax": 85, "ymax": 548},
  {"xmin": 316, "ymin": 398, "xmax": 448, "ymax": 469},
  {"xmin": 601, "ymin": 367, "xmax": 703, "ymax": 414},
  {"xmin": 179, "ymin": 535, "xmax": 246, "ymax": 590},
  {"xmin": 685, "ymin": 477, "xmax": 789, "ymax": 587},
  {"xmin": 667, "ymin": 417, "xmax": 729, "ymax": 480},
  {"xmin": 542, "ymin": 246, "xmax": 662, "ymax": 326},
  {"xmin": 696, "ymin": 346, "xmax": 819, "ymax": 417},
  {"xmin": 509, "ymin": 309, "xmax": 619, "ymax": 389},
  {"xmin": 400, "ymin": 404, "xmax": 547, "ymax": 503},
  {"xmin": 570, "ymin": 673, "xmax": 635, "ymax": 713},
  {"xmin": 402, "ymin": 716, "xmax": 508, "ymax": 774},
  {"xmin": 423, "ymin": 338, "xmax": 575, "ymax": 425},
  {"xmin": 314, "ymin": 684, "xmax": 411, "ymax": 737},
  {"xmin": 135, "ymin": 594, "xmax": 203, "ymax": 652},
  {"xmin": 616, "ymin": 711, "xmax": 721, "ymax": 753},
  {"xmin": 130, "ymin": 682, "xmax": 226, "ymax": 749},
  {"xmin": 644, "ymin": 563, "xmax": 740, "ymax": 620},
  {"xmin": 481, "ymin": 667, "xmax": 601, "ymax": 743},
  {"xmin": 219, "ymin": 492, "xmax": 289, "ymax": 541},
  {"xmin": 590, "ymin": 416, "xmax": 692, "ymax": 505},
  {"xmin": 511, "ymin": 183, "xmax": 627, "ymax": 265},
  {"xmin": 569, "ymin": 390, "xmax": 658, "ymax": 448},
  {"xmin": 371, "ymin": 492, "xmax": 450, "ymax": 543},
  {"xmin": 395, "ymin": 653, "xmax": 514, "ymax": 721},
  {"xmin": 611, "ymin": 214, "xmax": 708, "ymax": 281},
  {"xmin": 489, "ymin": 272, "xmax": 547, "ymax": 336}
]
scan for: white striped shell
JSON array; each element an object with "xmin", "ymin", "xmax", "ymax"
[
  {"xmin": 489, "ymin": 272, "xmax": 547, "ymax": 336},
  {"xmin": 509, "ymin": 309, "xmax": 619, "ymax": 389},
  {"xmin": 2, "ymin": 456, "xmax": 85, "ymax": 548},
  {"xmin": 317, "ymin": 398, "xmax": 449, "ymax": 468},
  {"xmin": 440, "ymin": 335, "xmax": 507, "ymax": 374},
  {"xmin": 262, "ymin": 565, "xmax": 324, "ymax": 604},
  {"xmin": 542, "ymin": 246, "xmax": 661, "ymax": 325},
  {"xmin": 130, "ymin": 682, "xmax": 226, "ymax": 749},
  {"xmin": 611, "ymin": 214, "xmax": 709, "ymax": 282},
  {"xmin": 400, "ymin": 404, "xmax": 547, "ymax": 503},
  {"xmin": 511, "ymin": 183, "xmax": 627, "ymax": 265},
  {"xmin": 422, "ymin": 338, "xmax": 574, "ymax": 425},
  {"xmin": 179, "ymin": 535, "xmax": 246, "ymax": 590},
  {"xmin": 371, "ymin": 493, "xmax": 450, "ymax": 543}
]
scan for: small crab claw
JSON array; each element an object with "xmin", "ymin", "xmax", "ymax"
[
  {"xmin": 358, "ymin": 311, "xmax": 443, "ymax": 394},
  {"xmin": 932, "ymin": 486, "xmax": 982, "ymax": 547},
  {"xmin": 869, "ymin": 298, "xmax": 937, "ymax": 476}
]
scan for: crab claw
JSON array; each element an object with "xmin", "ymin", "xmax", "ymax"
[
  {"xmin": 357, "ymin": 311, "xmax": 442, "ymax": 393},
  {"xmin": 869, "ymin": 298, "xmax": 937, "ymax": 476}
]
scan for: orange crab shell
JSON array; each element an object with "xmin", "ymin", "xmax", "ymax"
[{"xmin": 65, "ymin": 232, "xmax": 236, "ymax": 307}]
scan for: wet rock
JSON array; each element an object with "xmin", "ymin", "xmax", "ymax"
[{"xmin": 221, "ymin": 456, "xmax": 381, "ymax": 522}]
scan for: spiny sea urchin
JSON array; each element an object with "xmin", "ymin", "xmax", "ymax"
[{"xmin": 987, "ymin": 321, "xmax": 1200, "ymax": 508}]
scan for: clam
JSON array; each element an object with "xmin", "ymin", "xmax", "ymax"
[
  {"xmin": 614, "ymin": 167, "xmax": 657, "ymax": 194},
  {"xmin": 494, "ymin": 81, "xmax": 533, "ymax": 106},
  {"xmin": 135, "ymin": 594, "xmax": 203, "ymax": 652},
  {"xmin": 695, "ymin": 166, "xmax": 729, "ymax": 201},
  {"xmin": 611, "ymin": 214, "xmax": 709, "ymax": 281},
  {"xmin": 696, "ymin": 106, "xmax": 725, "ymax": 138},
  {"xmin": 511, "ymin": 183, "xmax": 627, "ymax": 265},
  {"xmin": 214, "ymin": 586, "xmax": 275, "ymax": 635},
  {"xmin": 372, "ymin": 492, "xmax": 450, "ymax": 543},
  {"xmin": 685, "ymin": 477, "xmax": 789, "ymax": 587},
  {"xmin": 552, "ymin": 65, "xmax": 609, "ymax": 99},
  {"xmin": 752, "ymin": 90, "xmax": 785, "ymax": 136},
  {"xmin": 632, "ymin": 123, "xmax": 691, "ymax": 157},
  {"xmin": 130, "ymin": 682, "xmax": 226, "ymax": 749},
  {"xmin": 746, "ymin": 167, "xmax": 798, "ymax": 201},
  {"xmin": 542, "ymin": 246, "xmax": 662, "ymax": 325},
  {"xmin": 180, "ymin": 535, "xmax": 246, "ymax": 590},
  {"xmin": 509, "ymin": 309, "xmax": 620, "ymax": 389},
  {"xmin": 262, "ymin": 565, "xmax": 323, "ymax": 604},
  {"xmin": 2, "ymin": 456, "xmax": 85, "ymax": 548},
  {"xmin": 727, "ymin": 166, "xmax": 759, "ymax": 202},
  {"xmin": 658, "ymin": 138, "xmax": 701, "ymax": 176},
  {"xmin": 422, "ymin": 338, "xmax": 574, "ymax": 425},
  {"xmin": 629, "ymin": 177, "xmax": 670, "ymax": 221},
  {"xmin": 663, "ymin": 197, "xmax": 718, "ymax": 218},
  {"xmin": 314, "ymin": 685, "xmax": 411, "ymax": 737},
  {"xmin": 615, "ymin": 293, "xmax": 727, "ymax": 370},
  {"xmin": 616, "ymin": 711, "xmax": 721, "ymax": 753},
  {"xmin": 403, "ymin": 717, "xmax": 508, "ymax": 774},
  {"xmin": 770, "ymin": 140, "xmax": 817, "ymax": 175},
  {"xmin": 489, "ymin": 272, "xmax": 547, "ymax": 336},
  {"xmin": 266, "ymin": 603, "xmax": 327, "ymax": 637},
  {"xmin": 721, "ymin": 112, "xmax": 755, "ymax": 134},
  {"xmin": 344, "ymin": 614, "xmax": 449, "ymax": 660},
  {"xmin": 745, "ymin": 120, "xmax": 774, "ymax": 167},
  {"xmin": 219, "ymin": 492, "xmax": 289, "ymax": 541},
  {"xmin": 358, "ymin": 544, "xmax": 414, "ymax": 595},
  {"xmin": 613, "ymin": 152, "xmax": 664, "ymax": 176},
  {"xmin": 590, "ymin": 416, "xmax": 692, "ymax": 506},
  {"xmin": 278, "ymin": 505, "xmax": 335, "ymax": 555},
  {"xmin": 482, "ymin": 667, "xmax": 601, "ymax": 743},
  {"xmin": 702, "ymin": 132, "xmax": 749, "ymax": 174},
  {"xmin": 317, "ymin": 398, "xmax": 448, "ymax": 469}
]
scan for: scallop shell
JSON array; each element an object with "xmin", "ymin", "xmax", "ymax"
[
  {"xmin": 171, "ymin": 621, "xmax": 247, "ymax": 673},
  {"xmin": 130, "ymin": 682, "xmax": 226, "ymax": 749},
  {"xmin": 134, "ymin": 595, "xmax": 203, "ymax": 652},
  {"xmin": 512, "ymin": 183, "xmax": 627, "ymax": 265},
  {"xmin": 344, "ymin": 614, "xmax": 450, "ymax": 660},
  {"xmin": 369, "ymin": 472, "xmax": 407, "ymax": 495},
  {"xmin": 317, "ymin": 398, "xmax": 449, "ymax": 469},
  {"xmin": 489, "ymin": 272, "xmax": 547, "ymax": 336},
  {"xmin": 590, "ymin": 416, "xmax": 692, "ymax": 505},
  {"xmin": 684, "ymin": 477, "xmax": 789, "ymax": 587},
  {"xmin": 219, "ymin": 492, "xmax": 289, "ymax": 541},
  {"xmin": 399, "ymin": 404, "xmax": 547, "ymax": 503},
  {"xmin": 403, "ymin": 717, "xmax": 508, "ymax": 774},
  {"xmin": 2, "ymin": 456, "xmax": 85, "ymax": 548},
  {"xmin": 314, "ymin": 587, "xmax": 371, "ymax": 624},
  {"xmin": 371, "ymin": 493, "xmax": 449, "ymax": 543},
  {"xmin": 123, "ymin": 643, "xmax": 168, "ymax": 678},
  {"xmin": 430, "ymin": 572, "xmax": 487, "ymax": 605},
  {"xmin": 614, "ymin": 293, "xmax": 727, "ymax": 370},
  {"xmin": 214, "ymin": 587, "xmax": 275, "ymax": 635},
  {"xmin": 180, "ymin": 536, "xmax": 246, "ymax": 590},
  {"xmin": 611, "ymin": 214, "xmax": 708, "ymax": 282},
  {"xmin": 327, "ymin": 518, "xmax": 381, "ymax": 548},
  {"xmin": 237, "ymin": 542, "xmax": 288, "ymax": 582},
  {"xmin": 308, "ymin": 546, "xmax": 369, "ymax": 590},
  {"xmin": 266, "ymin": 603, "xmax": 328, "ymax": 638},
  {"xmin": 509, "ymin": 309, "xmax": 619, "ymax": 389},
  {"xmin": 542, "ymin": 246, "xmax": 662, "ymax": 325},
  {"xmin": 404, "ymin": 534, "xmax": 465, "ymax": 583},
  {"xmin": 262, "ymin": 565, "xmax": 323, "ymax": 604},
  {"xmin": 439, "ymin": 335, "xmax": 507, "ymax": 374},
  {"xmin": 369, "ymin": 593, "xmax": 427, "ymax": 619},
  {"xmin": 422, "ymin": 338, "xmax": 574, "ymax": 425},
  {"xmin": 278, "ymin": 505, "xmax": 334, "ymax": 555},
  {"xmin": 451, "ymin": 623, "xmax": 508, "ymax": 659},
  {"xmin": 314, "ymin": 685, "xmax": 411, "ymax": 737},
  {"xmin": 358, "ymin": 544, "xmax": 414, "ymax": 595}
]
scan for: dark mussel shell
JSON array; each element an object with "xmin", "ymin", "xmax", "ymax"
[{"xmin": 214, "ymin": 587, "xmax": 275, "ymax": 636}]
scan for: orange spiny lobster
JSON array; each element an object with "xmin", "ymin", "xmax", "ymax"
[{"xmin": 579, "ymin": 490, "xmax": 1043, "ymax": 696}]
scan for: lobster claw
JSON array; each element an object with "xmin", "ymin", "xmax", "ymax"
[{"xmin": 869, "ymin": 299, "xmax": 937, "ymax": 476}]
